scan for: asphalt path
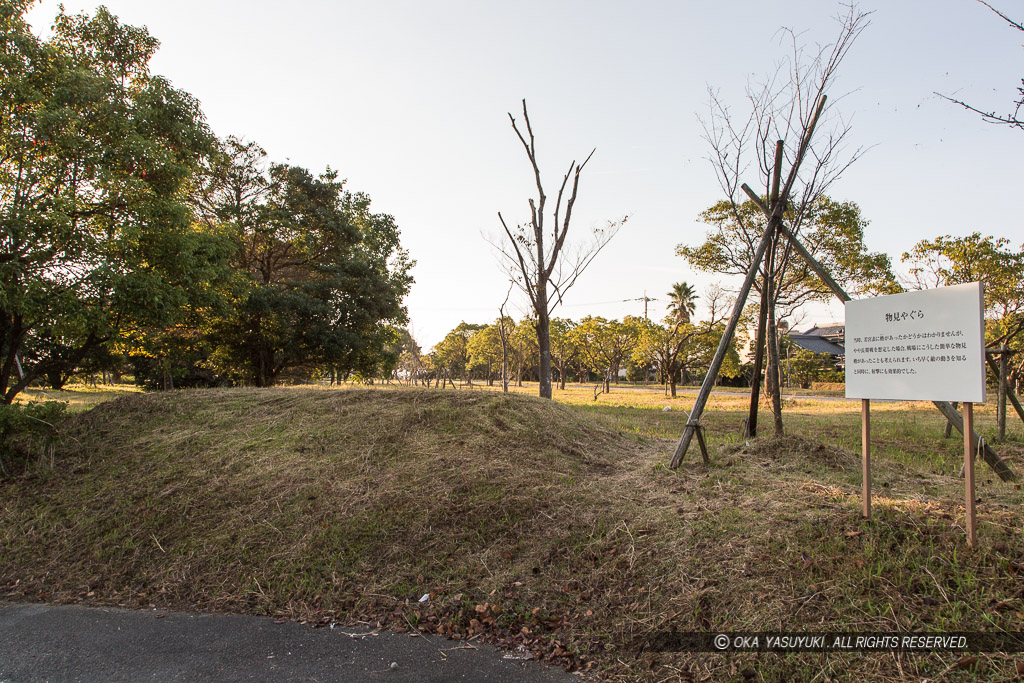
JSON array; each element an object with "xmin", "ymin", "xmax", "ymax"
[{"xmin": 0, "ymin": 603, "xmax": 578, "ymax": 683}]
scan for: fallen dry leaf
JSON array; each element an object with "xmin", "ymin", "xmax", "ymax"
[
  {"xmin": 955, "ymin": 655, "xmax": 978, "ymax": 670},
  {"xmin": 801, "ymin": 552, "xmax": 813, "ymax": 570}
]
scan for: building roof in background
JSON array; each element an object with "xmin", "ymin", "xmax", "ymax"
[
  {"xmin": 788, "ymin": 334, "xmax": 845, "ymax": 356},
  {"xmin": 802, "ymin": 324, "xmax": 845, "ymax": 339}
]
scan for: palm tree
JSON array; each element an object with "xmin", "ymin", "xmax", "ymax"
[
  {"xmin": 667, "ymin": 282, "xmax": 697, "ymax": 324},
  {"xmin": 666, "ymin": 281, "xmax": 698, "ymax": 388}
]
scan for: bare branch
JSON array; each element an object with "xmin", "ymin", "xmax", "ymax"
[{"xmin": 936, "ymin": 92, "xmax": 1024, "ymax": 130}]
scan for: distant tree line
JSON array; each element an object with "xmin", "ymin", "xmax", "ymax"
[{"xmin": 399, "ymin": 284, "xmax": 743, "ymax": 396}]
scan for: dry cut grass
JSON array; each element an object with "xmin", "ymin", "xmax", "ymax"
[{"xmin": 1, "ymin": 387, "xmax": 1023, "ymax": 682}]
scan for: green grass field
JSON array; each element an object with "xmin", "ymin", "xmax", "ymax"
[
  {"xmin": 1, "ymin": 384, "xmax": 1022, "ymax": 681},
  {"xmin": 17, "ymin": 382, "xmax": 143, "ymax": 413}
]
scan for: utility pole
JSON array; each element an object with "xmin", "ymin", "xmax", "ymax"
[{"xmin": 629, "ymin": 291, "xmax": 658, "ymax": 320}]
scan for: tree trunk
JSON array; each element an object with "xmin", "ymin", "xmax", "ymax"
[
  {"xmin": 45, "ymin": 369, "xmax": 69, "ymax": 391},
  {"xmin": 747, "ymin": 278, "xmax": 770, "ymax": 437},
  {"xmin": 765, "ymin": 271, "xmax": 784, "ymax": 435},
  {"xmin": 501, "ymin": 345, "xmax": 509, "ymax": 394},
  {"xmin": 536, "ymin": 289, "xmax": 553, "ymax": 399}
]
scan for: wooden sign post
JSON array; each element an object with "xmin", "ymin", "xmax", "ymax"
[
  {"xmin": 846, "ymin": 283, "xmax": 988, "ymax": 545},
  {"xmin": 862, "ymin": 399, "xmax": 871, "ymax": 519},
  {"xmin": 964, "ymin": 402, "xmax": 976, "ymax": 546}
]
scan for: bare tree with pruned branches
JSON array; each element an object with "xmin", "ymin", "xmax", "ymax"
[
  {"xmin": 493, "ymin": 100, "xmax": 625, "ymax": 400},
  {"xmin": 694, "ymin": 4, "xmax": 871, "ymax": 435}
]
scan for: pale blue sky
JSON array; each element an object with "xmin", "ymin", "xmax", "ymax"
[{"xmin": 27, "ymin": 0, "xmax": 1024, "ymax": 348}]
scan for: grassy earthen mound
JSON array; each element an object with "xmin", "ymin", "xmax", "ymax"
[
  {"xmin": 2, "ymin": 387, "xmax": 1023, "ymax": 681},
  {"xmin": 1, "ymin": 388, "xmax": 651, "ymax": 671}
]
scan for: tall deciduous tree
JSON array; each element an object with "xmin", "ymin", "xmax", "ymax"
[
  {"xmin": 690, "ymin": 4, "xmax": 871, "ymax": 438},
  {"xmin": 495, "ymin": 100, "xmax": 624, "ymax": 400},
  {"xmin": 0, "ymin": 3, "xmax": 226, "ymax": 402},
  {"xmin": 196, "ymin": 138, "xmax": 413, "ymax": 386}
]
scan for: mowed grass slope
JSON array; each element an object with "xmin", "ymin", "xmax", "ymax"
[{"xmin": 2, "ymin": 387, "xmax": 1023, "ymax": 681}]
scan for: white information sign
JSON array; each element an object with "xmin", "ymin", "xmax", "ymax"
[{"xmin": 845, "ymin": 282, "xmax": 987, "ymax": 402}]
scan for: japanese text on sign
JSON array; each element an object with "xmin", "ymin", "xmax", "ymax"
[{"xmin": 845, "ymin": 283, "xmax": 986, "ymax": 402}]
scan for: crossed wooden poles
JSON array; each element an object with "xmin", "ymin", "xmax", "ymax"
[{"xmin": 669, "ymin": 96, "xmax": 1018, "ymax": 485}]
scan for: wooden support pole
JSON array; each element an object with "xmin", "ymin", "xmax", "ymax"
[
  {"xmin": 746, "ymin": 141, "xmax": 783, "ymax": 439},
  {"xmin": 670, "ymin": 98, "xmax": 829, "ymax": 468},
  {"xmin": 862, "ymin": 399, "xmax": 871, "ymax": 519},
  {"xmin": 741, "ymin": 186, "xmax": 850, "ymax": 305},
  {"xmin": 670, "ymin": 218, "xmax": 777, "ymax": 468},
  {"xmin": 964, "ymin": 402, "xmax": 977, "ymax": 547},
  {"xmin": 943, "ymin": 402, "xmax": 959, "ymax": 438},
  {"xmin": 998, "ymin": 346, "xmax": 1008, "ymax": 441},
  {"xmin": 695, "ymin": 425, "xmax": 710, "ymax": 464},
  {"xmin": 934, "ymin": 399, "xmax": 1016, "ymax": 482},
  {"xmin": 746, "ymin": 287, "xmax": 768, "ymax": 438}
]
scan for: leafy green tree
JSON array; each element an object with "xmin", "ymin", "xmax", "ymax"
[
  {"xmin": 682, "ymin": 197, "xmax": 897, "ymax": 313},
  {"xmin": 508, "ymin": 318, "xmax": 539, "ymax": 387},
  {"xmin": 786, "ymin": 347, "xmax": 835, "ymax": 389},
  {"xmin": 394, "ymin": 328, "xmax": 424, "ymax": 385},
  {"xmin": 196, "ymin": 138, "xmax": 413, "ymax": 386},
  {"xmin": 571, "ymin": 316, "xmax": 640, "ymax": 393},
  {"xmin": 687, "ymin": 323, "xmax": 742, "ymax": 384},
  {"xmin": 432, "ymin": 322, "xmax": 483, "ymax": 386},
  {"xmin": 0, "ymin": 3, "xmax": 227, "ymax": 403},
  {"xmin": 634, "ymin": 287, "xmax": 728, "ymax": 397},
  {"xmin": 902, "ymin": 232, "xmax": 1024, "ymax": 391},
  {"xmin": 679, "ymin": 196, "xmax": 895, "ymax": 430},
  {"xmin": 635, "ymin": 318, "xmax": 727, "ymax": 399},
  {"xmin": 467, "ymin": 323, "xmax": 506, "ymax": 386},
  {"xmin": 549, "ymin": 318, "xmax": 578, "ymax": 390}
]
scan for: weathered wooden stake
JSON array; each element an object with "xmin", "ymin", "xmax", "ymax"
[
  {"xmin": 964, "ymin": 402, "xmax": 977, "ymax": 547},
  {"xmin": 695, "ymin": 426, "xmax": 710, "ymax": 464},
  {"xmin": 862, "ymin": 398, "xmax": 871, "ymax": 519},
  {"xmin": 944, "ymin": 402, "xmax": 959, "ymax": 439},
  {"xmin": 746, "ymin": 280, "xmax": 769, "ymax": 438},
  {"xmin": 746, "ymin": 141, "xmax": 785, "ymax": 439},
  {"xmin": 998, "ymin": 346, "xmax": 1008, "ymax": 441},
  {"xmin": 933, "ymin": 399, "xmax": 1015, "ymax": 482},
  {"xmin": 670, "ymin": 218, "xmax": 777, "ymax": 468}
]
